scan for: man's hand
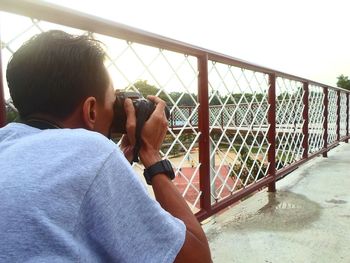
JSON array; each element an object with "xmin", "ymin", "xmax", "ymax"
[
  {"xmin": 120, "ymin": 135, "xmax": 134, "ymax": 163},
  {"xmin": 121, "ymin": 98, "xmax": 136, "ymax": 162},
  {"xmin": 139, "ymin": 95, "xmax": 168, "ymax": 168},
  {"xmin": 122, "ymin": 96, "xmax": 167, "ymax": 166}
]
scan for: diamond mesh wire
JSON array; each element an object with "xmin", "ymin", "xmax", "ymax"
[
  {"xmin": 327, "ymin": 89, "xmax": 338, "ymax": 144},
  {"xmin": 308, "ymin": 85, "xmax": 325, "ymax": 154},
  {"xmin": 340, "ymin": 92, "xmax": 347, "ymax": 138},
  {"xmin": 207, "ymin": 61, "xmax": 270, "ymax": 203},
  {"xmin": 0, "ymin": 12, "xmax": 203, "ymax": 212},
  {"xmin": 275, "ymin": 78, "xmax": 304, "ymax": 170},
  {"xmin": 92, "ymin": 35, "xmax": 202, "ymax": 211}
]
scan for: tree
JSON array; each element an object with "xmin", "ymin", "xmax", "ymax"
[
  {"xmin": 128, "ymin": 80, "xmax": 198, "ymax": 106},
  {"xmin": 169, "ymin": 91, "xmax": 196, "ymax": 106},
  {"xmin": 129, "ymin": 80, "xmax": 169, "ymax": 103},
  {"xmin": 336, "ymin": 74, "xmax": 350, "ymax": 91}
]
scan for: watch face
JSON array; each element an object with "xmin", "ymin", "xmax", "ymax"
[{"xmin": 163, "ymin": 160, "xmax": 175, "ymax": 180}]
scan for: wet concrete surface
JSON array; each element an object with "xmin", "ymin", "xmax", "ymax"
[{"xmin": 204, "ymin": 142, "xmax": 350, "ymax": 263}]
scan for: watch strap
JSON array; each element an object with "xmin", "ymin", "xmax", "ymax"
[{"xmin": 143, "ymin": 159, "xmax": 175, "ymax": 185}]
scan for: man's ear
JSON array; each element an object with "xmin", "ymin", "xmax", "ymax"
[{"xmin": 82, "ymin": 97, "xmax": 97, "ymax": 130}]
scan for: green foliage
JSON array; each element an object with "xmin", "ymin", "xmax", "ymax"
[
  {"xmin": 6, "ymin": 111, "xmax": 18, "ymax": 123},
  {"xmin": 230, "ymin": 93, "xmax": 265, "ymax": 103},
  {"xmin": 130, "ymin": 79, "xmax": 267, "ymax": 106},
  {"xmin": 131, "ymin": 80, "xmax": 169, "ymax": 102},
  {"xmin": 230, "ymin": 146, "xmax": 267, "ymax": 187},
  {"xmin": 209, "ymin": 95, "xmax": 221, "ymax": 105},
  {"xmin": 169, "ymin": 92, "xmax": 196, "ymax": 106},
  {"xmin": 210, "ymin": 93, "xmax": 266, "ymax": 106},
  {"xmin": 130, "ymin": 80, "xmax": 197, "ymax": 106},
  {"xmin": 336, "ymin": 74, "xmax": 350, "ymax": 91},
  {"xmin": 5, "ymin": 103, "xmax": 19, "ymax": 123},
  {"xmin": 277, "ymin": 87, "xmax": 304, "ymax": 102},
  {"xmin": 162, "ymin": 133, "xmax": 197, "ymax": 157},
  {"xmin": 277, "ymin": 92, "xmax": 288, "ymax": 102}
]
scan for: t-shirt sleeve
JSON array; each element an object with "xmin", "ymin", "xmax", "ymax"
[{"xmin": 75, "ymin": 148, "xmax": 186, "ymax": 263}]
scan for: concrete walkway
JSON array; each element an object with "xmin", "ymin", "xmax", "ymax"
[{"xmin": 204, "ymin": 142, "xmax": 350, "ymax": 263}]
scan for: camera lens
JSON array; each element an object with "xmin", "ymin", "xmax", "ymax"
[{"xmin": 112, "ymin": 91, "xmax": 170, "ymax": 134}]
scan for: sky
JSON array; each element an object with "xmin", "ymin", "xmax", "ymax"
[{"xmin": 43, "ymin": 0, "xmax": 350, "ymax": 87}]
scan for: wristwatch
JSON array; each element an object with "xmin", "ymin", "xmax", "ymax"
[{"xmin": 143, "ymin": 159, "xmax": 175, "ymax": 185}]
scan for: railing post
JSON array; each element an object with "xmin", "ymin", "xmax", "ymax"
[
  {"xmin": 267, "ymin": 73, "xmax": 276, "ymax": 192},
  {"xmin": 323, "ymin": 87, "xmax": 328, "ymax": 157},
  {"xmin": 337, "ymin": 90, "xmax": 341, "ymax": 141},
  {"xmin": 234, "ymin": 111, "xmax": 237, "ymax": 126},
  {"xmin": 170, "ymin": 110, "xmax": 174, "ymax": 129},
  {"xmin": 302, "ymin": 82, "xmax": 309, "ymax": 158},
  {"xmin": 220, "ymin": 107, "xmax": 224, "ymax": 128},
  {"xmin": 198, "ymin": 54, "xmax": 211, "ymax": 213},
  {"xmin": 189, "ymin": 106, "xmax": 192, "ymax": 126},
  {"xmin": 346, "ymin": 93, "xmax": 349, "ymax": 143},
  {"xmin": 0, "ymin": 30, "xmax": 6, "ymax": 128}
]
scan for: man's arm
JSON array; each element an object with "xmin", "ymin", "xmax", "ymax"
[
  {"xmin": 151, "ymin": 174, "xmax": 212, "ymax": 263},
  {"xmin": 124, "ymin": 96, "xmax": 212, "ymax": 263}
]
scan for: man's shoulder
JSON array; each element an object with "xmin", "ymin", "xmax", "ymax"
[
  {"xmin": 46, "ymin": 128, "xmax": 119, "ymax": 158},
  {"xmin": 1, "ymin": 123, "xmax": 121, "ymax": 161},
  {"xmin": 58, "ymin": 128, "xmax": 113, "ymax": 146}
]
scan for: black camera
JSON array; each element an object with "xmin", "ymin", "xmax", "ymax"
[{"xmin": 112, "ymin": 91, "xmax": 170, "ymax": 134}]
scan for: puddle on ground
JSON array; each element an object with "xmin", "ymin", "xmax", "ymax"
[
  {"xmin": 206, "ymin": 191, "xmax": 321, "ymax": 240},
  {"xmin": 325, "ymin": 199, "xmax": 347, "ymax": 204}
]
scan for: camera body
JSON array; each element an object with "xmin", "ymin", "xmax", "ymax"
[{"xmin": 112, "ymin": 91, "xmax": 170, "ymax": 134}]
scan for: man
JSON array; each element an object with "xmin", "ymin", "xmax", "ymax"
[{"xmin": 0, "ymin": 30, "xmax": 211, "ymax": 262}]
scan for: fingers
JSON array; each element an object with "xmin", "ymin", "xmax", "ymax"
[
  {"xmin": 147, "ymin": 95, "xmax": 165, "ymax": 105},
  {"xmin": 147, "ymin": 95, "xmax": 166, "ymax": 116},
  {"xmin": 124, "ymin": 98, "xmax": 136, "ymax": 145},
  {"xmin": 120, "ymin": 134, "xmax": 129, "ymax": 148},
  {"xmin": 138, "ymin": 96, "xmax": 169, "ymax": 166}
]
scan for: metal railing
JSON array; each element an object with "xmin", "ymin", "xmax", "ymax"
[{"xmin": 1, "ymin": 0, "xmax": 349, "ymax": 221}]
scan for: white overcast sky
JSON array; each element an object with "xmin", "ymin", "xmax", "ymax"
[{"xmin": 29, "ymin": 0, "xmax": 350, "ymax": 87}]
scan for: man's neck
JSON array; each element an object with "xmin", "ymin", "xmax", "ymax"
[{"xmin": 24, "ymin": 111, "xmax": 84, "ymax": 130}]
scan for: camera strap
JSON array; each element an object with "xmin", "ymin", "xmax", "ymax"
[
  {"xmin": 23, "ymin": 118, "xmax": 62, "ymax": 130},
  {"xmin": 132, "ymin": 102, "xmax": 150, "ymax": 163}
]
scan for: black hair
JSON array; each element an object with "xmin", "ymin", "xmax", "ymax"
[{"xmin": 6, "ymin": 30, "xmax": 109, "ymax": 119}]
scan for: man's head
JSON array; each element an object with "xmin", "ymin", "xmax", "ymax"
[{"xmin": 6, "ymin": 30, "xmax": 115, "ymax": 136}]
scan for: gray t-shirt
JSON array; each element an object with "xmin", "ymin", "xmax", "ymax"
[{"xmin": 0, "ymin": 123, "xmax": 185, "ymax": 262}]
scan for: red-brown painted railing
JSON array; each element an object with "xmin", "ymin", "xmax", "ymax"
[
  {"xmin": 267, "ymin": 74, "xmax": 276, "ymax": 193},
  {"xmin": 0, "ymin": 31, "xmax": 6, "ymax": 128},
  {"xmin": 346, "ymin": 93, "xmax": 349, "ymax": 141},
  {"xmin": 302, "ymin": 82, "xmax": 309, "ymax": 159},
  {"xmin": 1, "ymin": 0, "xmax": 350, "ymax": 222}
]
